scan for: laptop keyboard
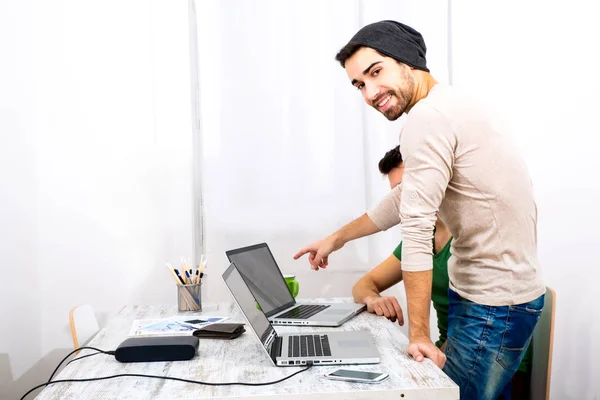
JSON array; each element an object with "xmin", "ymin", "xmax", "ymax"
[
  {"xmin": 288, "ymin": 334, "xmax": 331, "ymax": 358},
  {"xmin": 277, "ymin": 304, "xmax": 330, "ymax": 320}
]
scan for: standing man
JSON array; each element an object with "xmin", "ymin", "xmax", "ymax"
[{"xmin": 294, "ymin": 20, "xmax": 545, "ymax": 399}]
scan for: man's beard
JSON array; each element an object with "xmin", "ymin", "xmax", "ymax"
[{"xmin": 380, "ymin": 76, "xmax": 415, "ymax": 121}]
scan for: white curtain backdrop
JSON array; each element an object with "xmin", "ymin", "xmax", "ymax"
[{"xmin": 193, "ymin": 0, "xmax": 449, "ymax": 341}]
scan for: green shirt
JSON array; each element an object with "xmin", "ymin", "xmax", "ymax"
[{"xmin": 393, "ymin": 238, "xmax": 531, "ymax": 373}]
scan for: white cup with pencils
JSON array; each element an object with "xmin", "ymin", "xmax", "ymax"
[{"xmin": 166, "ymin": 256, "xmax": 207, "ymax": 312}]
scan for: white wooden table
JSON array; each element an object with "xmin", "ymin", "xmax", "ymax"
[{"xmin": 35, "ymin": 298, "xmax": 459, "ymax": 399}]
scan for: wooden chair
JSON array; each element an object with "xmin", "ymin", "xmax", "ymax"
[
  {"xmin": 530, "ymin": 287, "xmax": 556, "ymax": 400},
  {"xmin": 69, "ymin": 304, "xmax": 100, "ymax": 351}
]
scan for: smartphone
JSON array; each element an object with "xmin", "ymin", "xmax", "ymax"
[{"xmin": 323, "ymin": 369, "xmax": 389, "ymax": 384}]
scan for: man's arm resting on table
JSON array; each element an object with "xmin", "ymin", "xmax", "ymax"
[
  {"xmin": 404, "ymin": 270, "xmax": 446, "ymax": 368},
  {"xmin": 403, "ymin": 270, "xmax": 432, "ymax": 340},
  {"xmin": 397, "ymin": 102, "xmax": 455, "ymax": 368},
  {"xmin": 352, "ymin": 254, "xmax": 403, "ymax": 301},
  {"xmin": 352, "ymin": 254, "xmax": 404, "ymax": 325}
]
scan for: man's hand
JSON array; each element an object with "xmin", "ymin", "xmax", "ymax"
[
  {"xmin": 407, "ymin": 337, "xmax": 446, "ymax": 369},
  {"xmin": 364, "ymin": 295, "xmax": 404, "ymax": 325},
  {"xmin": 294, "ymin": 214, "xmax": 380, "ymax": 270},
  {"xmin": 293, "ymin": 234, "xmax": 343, "ymax": 270}
]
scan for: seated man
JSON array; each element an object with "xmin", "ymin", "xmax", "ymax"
[{"xmin": 353, "ymin": 146, "xmax": 531, "ymax": 399}]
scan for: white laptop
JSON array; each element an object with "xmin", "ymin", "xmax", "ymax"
[
  {"xmin": 222, "ymin": 262, "xmax": 380, "ymax": 367},
  {"xmin": 225, "ymin": 243, "xmax": 365, "ymax": 327}
]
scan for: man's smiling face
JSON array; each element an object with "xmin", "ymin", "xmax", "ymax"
[{"xmin": 344, "ymin": 47, "xmax": 415, "ymax": 121}]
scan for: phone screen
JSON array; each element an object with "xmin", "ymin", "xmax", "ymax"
[{"xmin": 329, "ymin": 369, "xmax": 383, "ymax": 380}]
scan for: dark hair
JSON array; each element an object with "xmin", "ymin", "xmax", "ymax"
[
  {"xmin": 334, "ymin": 42, "xmax": 365, "ymax": 67},
  {"xmin": 378, "ymin": 145, "xmax": 403, "ymax": 174}
]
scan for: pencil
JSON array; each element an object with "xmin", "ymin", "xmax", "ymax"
[{"xmin": 165, "ymin": 265, "xmax": 181, "ymax": 284}]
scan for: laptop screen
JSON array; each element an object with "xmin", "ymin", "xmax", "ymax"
[
  {"xmin": 226, "ymin": 243, "xmax": 295, "ymax": 317},
  {"xmin": 222, "ymin": 263, "xmax": 275, "ymax": 350}
]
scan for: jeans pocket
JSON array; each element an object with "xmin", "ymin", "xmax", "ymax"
[
  {"xmin": 496, "ymin": 347, "xmax": 526, "ymax": 370},
  {"xmin": 495, "ymin": 299, "xmax": 543, "ymax": 370},
  {"xmin": 509, "ymin": 304, "xmax": 544, "ymax": 315}
]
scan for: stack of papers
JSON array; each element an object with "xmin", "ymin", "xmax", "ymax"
[{"xmin": 128, "ymin": 316, "xmax": 229, "ymax": 337}]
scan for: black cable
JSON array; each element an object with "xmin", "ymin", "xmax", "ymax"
[
  {"xmin": 46, "ymin": 347, "xmax": 115, "ymax": 383},
  {"xmin": 23, "ymin": 364, "xmax": 312, "ymax": 400},
  {"xmin": 66, "ymin": 351, "xmax": 106, "ymax": 365}
]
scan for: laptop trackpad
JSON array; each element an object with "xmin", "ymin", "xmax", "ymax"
[
  {"xmin": 325, "ymin": 309, "xmax": 350, "ymax": 315},
  {"xmin": 337, "ymin": 339, "xmax": 367, "ymax": 348}
]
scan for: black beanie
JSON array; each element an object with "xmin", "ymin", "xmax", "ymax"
[{"xmin": 346, "ymin": 20, "xmax": 429, "ymax": 72}]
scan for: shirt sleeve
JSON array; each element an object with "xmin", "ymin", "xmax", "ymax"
[
  {"xmin": 366, "ymin": 185, "xmax": 402, "ymax": 231},
  {"xmin": 399, "ymin": 103, "xmax": 456, "ymax": 272},
  {"xmin": 393, "ymin": 241, "xmax": 403, "ymax": 261}
]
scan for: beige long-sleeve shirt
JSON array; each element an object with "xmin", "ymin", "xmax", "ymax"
[{"xmin": 368, "ymin": 85, "xmax": 545, "ymax": 306}]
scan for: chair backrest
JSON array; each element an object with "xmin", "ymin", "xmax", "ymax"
[
  {"xmin": 530, "ymin": 287, "xmax": 556, "ymax": 400},
  {"xmin": 69, "ymin": 304, "xmax": 100, "ymax": 350}
]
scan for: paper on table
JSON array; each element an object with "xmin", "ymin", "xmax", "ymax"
[{"xmin": 128, "ymin": 316, "xmax": 229, "ymax": 337}]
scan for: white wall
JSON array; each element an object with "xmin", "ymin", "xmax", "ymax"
[
  {"xmin": 0, "ymin": 1, "xmax": 194, "ymax": 398},
  {"xmin": 0, "ymin": 0, "xmax": 42, "ymax": 394},
  {"xmin": 451, "ymin": 1, "xmax": 600, "ymax": 399}
]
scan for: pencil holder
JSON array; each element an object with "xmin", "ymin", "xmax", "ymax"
[{"xmin": 177, "ymin": 283, "xmax": 202, "ymax": 312}]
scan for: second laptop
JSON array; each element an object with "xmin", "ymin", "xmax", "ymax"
[{"xmin": 226, "ymin": 243, "xmax": 365, "ymax": 327}]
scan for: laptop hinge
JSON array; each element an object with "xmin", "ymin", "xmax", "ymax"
[
  {"xmin": 268, "ymin": 334, "xmax": 282, "ymax": 361},
  {"xmin": 264, "ymin": 330, "xmax": 276, "ymax": 349}
]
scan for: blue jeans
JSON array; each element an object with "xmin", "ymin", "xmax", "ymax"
[{"xmin": 442, "ymin": 289, "xmax": 544, "ymax": 400}]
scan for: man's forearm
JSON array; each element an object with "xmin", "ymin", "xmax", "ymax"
[
  {"xmin": 403, "ymin": 270, "xmax": 432, "ymax": 340},
  {"xmin": 352, "ymin": 278, "xmax": 380, "ymax": 304},
  {"xmin": 332, "ymin": 213, "xmax": 380, "ymax": 246}
]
